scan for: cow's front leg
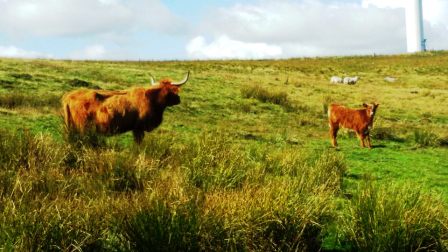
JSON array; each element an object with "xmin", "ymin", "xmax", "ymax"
[{"xmin": 133, "ymin": 130, "xmax": 144, "ymax": 144}]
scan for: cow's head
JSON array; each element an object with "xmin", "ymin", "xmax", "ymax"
[
  {"xmin": 363, "ymin": 102, "xmax": 379, "ymax": 117},
  {"xmin": 147, "ymin": 72, "xmax": 189, "ymax": 107}
]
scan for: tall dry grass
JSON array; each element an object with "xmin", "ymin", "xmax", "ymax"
[
  {"xmin": 0, "ymin": 128, "xmax": 349, "ymax": 250},
  {"xmin": 341, "ymin": 182, "xmax": 448, "ymax": 251},
  {"xmin": 1, "ymin": 127, "xmax": 447, "ymax": 250}
]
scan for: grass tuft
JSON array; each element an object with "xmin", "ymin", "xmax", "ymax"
[
  {"xmin": 371, "ymin": 127, "xmax": 405, "ymax": 142},
  {"xmin": 123, "ymin": 198, "xmax": 201, "ymax": 251},
  {"xmin": 183, "ymin": 132, "xmax": 250, "ymax": 191},
  {"xmin": 68, "ymin": 78, "xmax": 91, "ymax": 87},
  {"xmin": 241, "ymin": 84, "xmax": 294, "ymax": 111},
  {"xmin": 342, "ymin": 182, "xmax": 448, "ymax": 251},
  {"xmin": 414, "ymin": 128, "xmax": 440, "ymax": 147},
  {"xmin": 9, "ymin": 73, "xmax": 33, "ymax": 80},
  {"xmin": 322, "ymin": 95, "xmax": 333, "ymax": 115},
  {"xmin": 0, "ymin": 92, "xmax": 61, "ymax": 109},
  {"xmin": 63, "ymin": 123, "xmax": 107, "ymax": 149}
]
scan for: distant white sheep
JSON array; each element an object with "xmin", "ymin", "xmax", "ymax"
[
  {"xmin": 343, "ymin": 76, "xmax": 359, "ymax": 85},
  {"xmin": 330, "ymin": 76, "xmax": 343, "ymax": 84},
  {"xmin": 384, "ymin": 77, "xmax": 396, "ymax": 83}
]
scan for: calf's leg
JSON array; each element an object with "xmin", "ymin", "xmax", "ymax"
[
  {"xmin": 356, "ymin": 132, "xmax": 366, "ymax": 148},
  {"xmin": 329, "ymin": 125, "xmax": 339, "ymax": 147},
  {"xmin": 366, "ymin": 134, "xmax": 372, "ymax": 148}
]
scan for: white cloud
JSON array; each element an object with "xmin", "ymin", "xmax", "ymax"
[
  {"xmin": 189, "ymin": 0, "xmax": 448, "ymax": 59},
  {"xmin": 186, "ymin": 35, "xmax": 282, "ymax": 59},
  {"xmin": 0, "ymin": 45, "xmax": 53, "ymax": 58},
  {"xmin": 68, "ymin": 44, "xmax": 108, "ymax": 60},
  {"xmin": 1, "ymin": 0, "xmax": 447, "ymax": 60},
  {"xmin": 83, "ymin": 45, "xmax": 107, "ymax": 58},
  {"xmin": 362, "ymin": 0, "xmax": 448, "ymax": 26},
  {"xmin": 362, "ymin": 0, "xmax": 406, "ymax": 9},
  {"xmin": 361, "ymin": 0, "xmax": 448, "ymax": 51},
  {"xmin": 67, "ymin": 44, "xmax": 142, "ymax": 60},
  {"xmin": 420, "ymin": 0, "xmax": 448, "ymax": 27},
  {"xmin": 98, "ymin": 0, "xmax": 120, "ymax": 5},
  {"xmin": 195, "ymin": 1, "xmax": 406, "ymax": 57},
  {"xmin": 0, "ymin": 0, "xmax": 187, "ymax": 37}
]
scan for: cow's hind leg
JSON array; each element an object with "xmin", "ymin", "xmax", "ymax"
[{"xmin": 133, "ymin": 130, "xmax": 144, "ymax": 144}]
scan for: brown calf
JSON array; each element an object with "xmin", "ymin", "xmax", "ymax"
[
  {"xmin": 328, "ymin": 103, "xmax": 379, "ymax": 148},
  {"xmin": 62, "ymin": 72, "xmax": 189, "ymax": 143}
]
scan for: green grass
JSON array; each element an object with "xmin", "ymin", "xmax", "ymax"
[{"xmin": 0, "ymin": 52, "xmax": 448, "ymax": 250}]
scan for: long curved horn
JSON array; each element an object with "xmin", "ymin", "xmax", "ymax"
[
  {"xmin": 149, "ymin": 73, "xmax": 157, "ymax": 86},
  {"xmin": 172, "ymin": 71, "xmax": 190, "ymax": 86}
]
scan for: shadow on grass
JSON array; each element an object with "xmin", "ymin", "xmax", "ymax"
[
  {"xmin": 327, "ymin": 143, "xmax": 387, "ymax": 151},
  {"xmin": 345, "ymin": 173, "xmax": 377, "ymax": 181},
  {"xmin": 346, "ymin": 173, "xmax": 363, "ymax": 180}
]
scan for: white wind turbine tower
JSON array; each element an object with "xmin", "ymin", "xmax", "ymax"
[{"xmin": 406, "ymin": 0, "xmax": 426, "ymax": 52}]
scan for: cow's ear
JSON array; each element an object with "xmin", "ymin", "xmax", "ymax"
[{"xmin": 362, "ymin": 103, "xmax": 368, "ymax": 108}]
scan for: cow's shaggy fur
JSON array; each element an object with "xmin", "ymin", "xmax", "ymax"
[
  {"xmin": 62, "ymin": 79, "xmax": 184, "ymax": 143},
  {"xmin": 328, "ymin": 103, "xmax": 379, "ymax": 148}
]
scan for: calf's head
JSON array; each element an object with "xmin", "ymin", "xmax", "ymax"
[{"xmin": 363, "ymin": 102, "xmax": 379, "ymax": 117}]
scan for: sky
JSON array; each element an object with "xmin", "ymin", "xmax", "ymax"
[{"xmin": 0, "ymin": 0, "xmax": 447, "ymax": 60}]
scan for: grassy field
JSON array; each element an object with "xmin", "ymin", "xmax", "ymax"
[{"xmin": 0, "ymin": 52, "xmax": 448, "ymax": 250}]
